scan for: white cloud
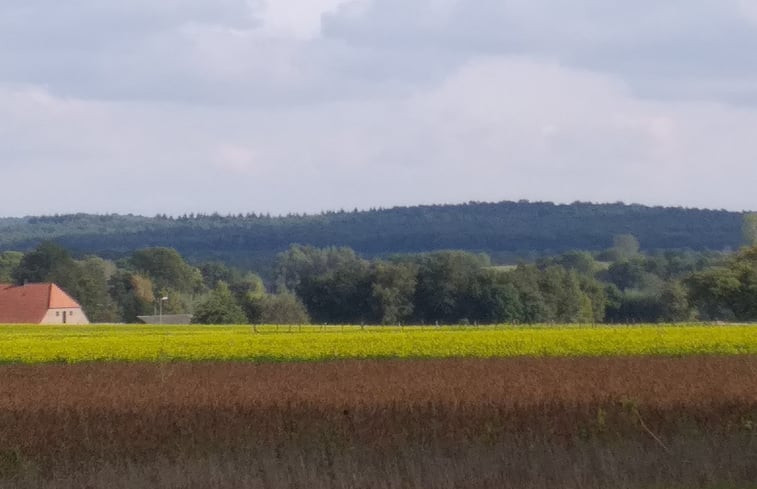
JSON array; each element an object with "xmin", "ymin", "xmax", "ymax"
[
  {"xmin": 260, "ymin": 0, "xmax": 349, "ymax": 38},
  {"xmin": 0, "ymin": 0, "xmax": 756, "ymax": 216},
  {"xmin": 739, "ymin": 0, "xmax": 757, "ymax": 25},
  {"xmin": 323, "ymin": 0, "xmax": 757, "ymax": 104},
  {"xmin": 3, "ymin": 54, "xmax": 756, "ymax": 216},
  {"xmin": 215, "ymin": 144, "xmax": 260, "ymax": 175}
]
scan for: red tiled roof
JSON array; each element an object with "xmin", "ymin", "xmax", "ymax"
[
  {"xmin": 49, "ymin": 284, "xmax": 81, "ymax": 309},
  {"xmin": 0, "ymin": 283, "xmax": 82, "ymax": 324}
]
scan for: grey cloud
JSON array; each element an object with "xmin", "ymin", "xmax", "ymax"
[
  {"xmin": 5, "ymin": 0, "xmax": 755, "ymax": 107},
  {"xmin": 0, "ymin": 0, "xmax": 271, "ymax": 103},
  {"xmin": 1, "ymin": 0, "xmax": 261, "ymax": 46},
  {"xmin": 322, "ymin": 0, "xmax": 757, "ymax": 104},
  {"xmin": 6, "ymin": 53, "xmax": 756, "ymax": 216},
  {"xmin": 1, "ymin": 0, "xmax": 757, "ymax": 217}
]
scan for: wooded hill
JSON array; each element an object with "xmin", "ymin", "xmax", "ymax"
[{"xmin": 0, "ymin": 201, "xmax": 745, "ymax": 268}]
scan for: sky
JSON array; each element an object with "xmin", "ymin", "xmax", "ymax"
[{"xmin": 1, "ymin": 0, "xmax": 756, "ymax": 217}]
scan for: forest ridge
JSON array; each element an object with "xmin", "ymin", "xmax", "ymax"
[{"xmin": 0, "ymin": 201, "xmax": 746, "ymax": 267}]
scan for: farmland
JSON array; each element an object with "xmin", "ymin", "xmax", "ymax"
[
  {"xmin": 1, "ymin": 357, "xmax": 757, "ymax": 488},
  {"xmin": 0, "ymin": 324, "xmax": 756, "ymax": 363},
  {"xmin": 2, "ymin": 325, "xmax": 757, "ymax": 488}
]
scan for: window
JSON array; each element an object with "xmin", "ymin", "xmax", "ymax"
[{"xmin": 56, "ymin": 311, "xmax": 60, "ymax": 316}]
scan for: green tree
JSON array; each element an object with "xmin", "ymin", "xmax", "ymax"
[
  {"xmin": 228, "ymin": 272, "xmax": 265, "ymax": 301},
  {"xmin": 412, "ymin": 251, "xmax": 489, "ymax": 323},
  {"xmin": 0, "ymin": 251, "xmax": 22, "ymax": 283},
  {"xmin": 612, "ymin": 234, "xmax": 641, "ymax": 260},
  {"xmin": 236, "ymin": 274, "xmax": 267, "ymax": 323},
  {"xmin": 508, "ymin": 265, "xmax": 550, "ymax": 323},
  {"xmin": 192, "ymin": 282, "xmax": 247, "ymax": 324},
  {"xmin": 130, "ymin": 247, "xmax": 203, "ymax": 294},
  {"xmin": 687, "ymin": 247, "xmax": 757, "ymax": 321},
  {"xmin": 659, "ymin": 281, "xmax": 692, "ymax": 322},
  {"xmin": 109, "ymin": 272, "xmax": 156, "ymax": 323},
  {"xmin": 605, "ymin": 290, "xmax": 665, "ymax": 323},
  {"xmin": 537, "ymin": 266, "xmax": 591, "ymax": 323},
  {"xmin": 293, "ymin": 250, "xmax": 372, "ymax": 323},
  {"xmin": 606, "ymin": 259, "xmax": 647, "ymax": 291},
  {"xmin": 74, "ymin": 257, "xmax": 119, "ymax": 322},
  {"xmin": 12, "ymin": 242, "xmax": 75, "ymax": 285},
  {"xmin": 369, "ymin": 262, "xmax": 417, "ymax": 324},
  {"xmin": 547, "ymin": 251, "xmax": 598, "ymax": 275},
  {"xmin": 578, "ymin": 275, "xmax": 607, "ymax": 323},
  {"xmin": 274, "ymin": 245, "xmax": 365, "ymax": 293},
  {"xmin": 686, "ymin": 267, "xmax": 739, "ymax": 320},
  {"xmin": 466, "ymin": 271, "xmax": 524, "ymax": 324},
  {"xmin": 743, "ymin": 213, "xmax": 757, "ymax": 247},
  {"xmin": 199, "ymin": 265, "xmax": 267, "ymax": 323},
  {"xmin": 199, "ymin": 261, "xmax": 239, "ymax": 289},
  {"xmin": 257, "ymin": 293, "xmax": 310, "ymax": 324}
]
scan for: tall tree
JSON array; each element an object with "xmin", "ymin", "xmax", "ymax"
[
  {"xmin": 659, "ymin": 281, "xmax": 693, "ymax": 322},
  {"xmin": 297, "ymin": 256, "xmax": 372, "ymax": 324},
  {"xmin": 12, "ymin": 242, "xmax": 76, "ymax": 285},
  {"xmin": 192, "ymin": 282, "xmax": 247, "ymax": 325},
  {"xmin": 369, "ymin": 262, "xmax": 417, "ymax": 324},
  {"xmin": 109, "ymin": 272, "xmax": 156, "ymax": 323},
  {"xmin": 538, "ymin": 266, "xmax": 593, "ymax": 323},
  {"xmin": 687, "ymin": 247, "xmax": 757, "ymax": 321},
  {"xmin": 74, "ymin": 257, "xmax": 118, "ymax": 322},
  {"xmin": 257, "ymin": 293, "xmax": 310, "ymax": 325},
  {"xmin": 605, "ymin": 259, "xmax": 648, "ymax": 291},
  {"xmin": 508, "ymin": 265, "xmax": 550, "ymax": 323},
  {"xmin": 274, "ymin": 245, "xmax": 364, "ymax": 293},
  {"xmin": 0, "ymin": 251, "xmax": 22, "ymax": 283},
  {"xmin": 129, "ymin": 247, "xmax": 203, "ymax": 294},
  {"xmin": 465, "ymin": 271, "xmax": 524, "ymax": 324},
  {"xmin": 412, "ymin": 251, "xmax": 489, "ymax": 323}
]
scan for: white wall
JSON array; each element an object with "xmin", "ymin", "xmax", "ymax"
[{"xmin": 40, "ymin": 308, "xmax": 90, "ymax": 325}]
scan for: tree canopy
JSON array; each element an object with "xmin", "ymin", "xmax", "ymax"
[
  {"xmin": 0, "ymin": 201, "xmax": 745, "ymax": 269},
  {"xmin": 0, "ymin": 240, "xmax": 752, "ymax": 325}
]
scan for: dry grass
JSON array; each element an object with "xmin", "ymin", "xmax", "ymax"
[{"xmin": 1, "ymin": 357, "xmax": 757, "ymax": 488}]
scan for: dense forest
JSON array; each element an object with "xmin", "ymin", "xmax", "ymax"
[
  {"xmin": 0, "ymin": 201, "xmax": 746, "ymax": 269},
  {"xmin": 1, "ymin": 215, "xmax": 756, "ymax": 324}
]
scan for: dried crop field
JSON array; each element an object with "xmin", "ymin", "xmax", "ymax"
[{"xmin": 1, "ymin": 357, "xmax": 757, "ymax": 488}]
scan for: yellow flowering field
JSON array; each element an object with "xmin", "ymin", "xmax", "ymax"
[{"xmin": 0, "ymin": 324, "xmax": 755, "ymax": 364}]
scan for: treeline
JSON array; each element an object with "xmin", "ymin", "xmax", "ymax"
[
  {"xmin": 0, "ymin": 201, "xmax": 746, "ymax": 268},
  {"xmin": 0, "ymin": 244, "xmax": 308, "ymax": 325},
  {"xmin": 1, "ymin": 235, "xmax": 756, "ymax": 324},
  {"xmin": 270, "ymin": 240, "xmax": 755, "ymax": 324}
]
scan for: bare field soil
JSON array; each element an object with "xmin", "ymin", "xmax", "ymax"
[{"xmin": 1, "ymin": 357, "xmax": 757, "ymax": 488}]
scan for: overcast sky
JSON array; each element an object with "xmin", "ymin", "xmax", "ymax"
[{"xmin": 2, "ymin": 0, "xmax": 756, "ymax": 217}]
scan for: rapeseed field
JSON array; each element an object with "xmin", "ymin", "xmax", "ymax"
[{"xmin": 0, "ymin": 324, "xmax": 755, "ymax": 363}]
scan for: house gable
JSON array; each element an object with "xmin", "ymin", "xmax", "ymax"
[
  {"xmin": 0, "ymin": 283, "xmax": 89, "ymax": 324},
  {"xmin": 48, "ymin": 284, "xmax": 82, "ymax": 309}
]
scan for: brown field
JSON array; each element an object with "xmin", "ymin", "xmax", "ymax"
[{"xmin": 1, "ymin": 357, "xmax": 757, "ymax": 488}]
